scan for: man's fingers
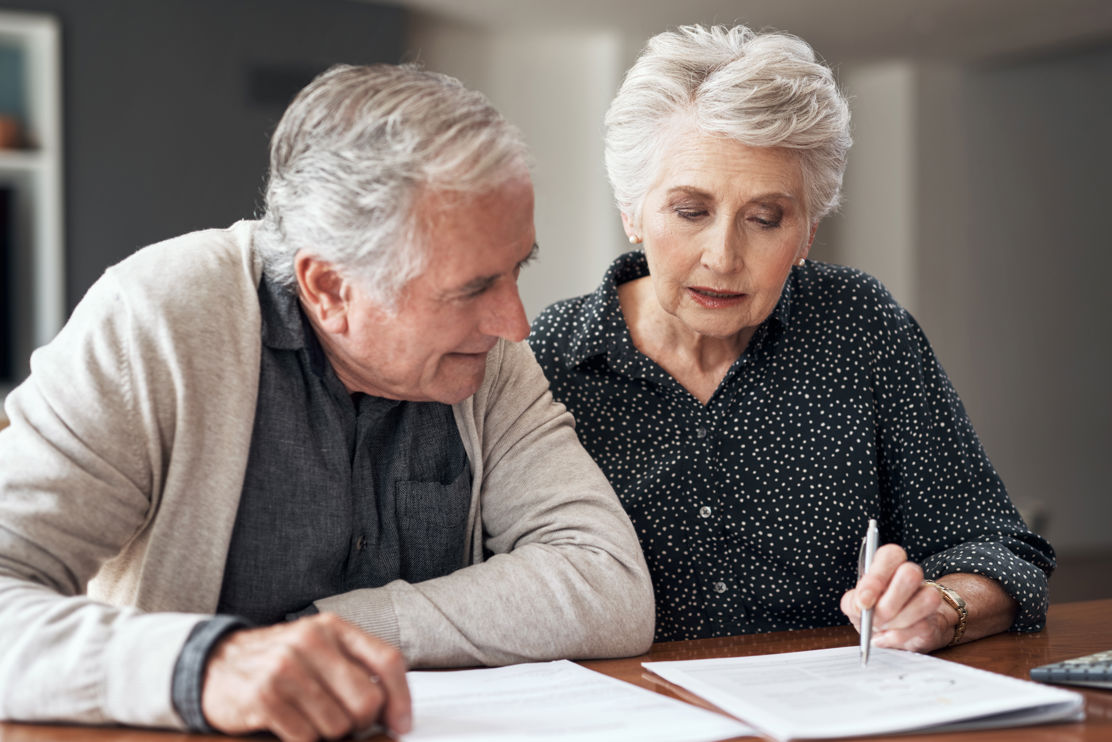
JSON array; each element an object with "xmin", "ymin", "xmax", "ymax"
[
  {"xmin": 333, "ymin": 617, "xmax": 412, "ymax": 735},
  {"xmin": 277, "ymin": 655, "xmax": 361, "ymax": 741},
  {"xmin": 258, "ymin": 693, "xmax": 320, "ymax": 742},
  {"xmin": 201, "ymin": 615, "xmax": 407, "ymax": 741},
  {"xmin": 299, "ymin": 617, "xmax": 389, "ymax": 732}
]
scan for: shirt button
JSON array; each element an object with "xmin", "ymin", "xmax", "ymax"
[
  {"xmin": 695, "ymin": 426, "xmax": 708, "ymax": 439},
  {"xmin": 356, "ymin": 536, "xmax": 366, "ymax": 551},
  {"xmin": 699, "ymin": 505, "xmax": 712, "ymax": 518},
  {"xmin": 713, "ymin": 581, "xmax": 728, "ymax": 594}
]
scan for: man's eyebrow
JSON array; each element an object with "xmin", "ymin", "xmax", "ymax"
[{"xmin": 451, "ymin": 243, "xmax": 539, "ymax": 297}]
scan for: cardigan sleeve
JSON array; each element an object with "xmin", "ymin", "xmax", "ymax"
[
  {"xmin": 0, "ymin": 270, "xmax": 205, "ymax": 729},
  {"xmin": 313, "ymin": 339, "xmax": 656, "ymax": 666}
]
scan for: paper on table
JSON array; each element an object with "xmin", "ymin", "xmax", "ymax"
[
  {"xmin": 643, "ymin": 646, "xmax": 1084, "ymax": 741},
  {"xmin": 399, "ymin": 659, "xmax": 753, "ymax": 742}
]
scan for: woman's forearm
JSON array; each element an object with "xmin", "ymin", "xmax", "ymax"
[{"xmin": 934, "ymin": 573, "xmax": 1018, "ymax": 645}]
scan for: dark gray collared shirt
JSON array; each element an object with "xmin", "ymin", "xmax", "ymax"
[{"xmin": 173, "ymin": 274, "xmax": 471, "ymax": 730}]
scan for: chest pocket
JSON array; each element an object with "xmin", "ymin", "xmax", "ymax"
[{"xmin": 395, "ymin": 464, "xmax": 473, "ymax": 583}]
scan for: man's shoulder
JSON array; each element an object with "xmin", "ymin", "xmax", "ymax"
[
  {"xmin": 109, "ymin": 221, "xmax": 259, "ymax": 289},
  {"xmin": 99, "ymin": 221, "xmax": 261, "ymax": 328}
]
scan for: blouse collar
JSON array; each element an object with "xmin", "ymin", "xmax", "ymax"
[{"xmin": 561, "ymin": 250, "xmax": 797, "ymax": 369}]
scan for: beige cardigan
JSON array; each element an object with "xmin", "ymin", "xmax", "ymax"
[{"xmin": 0, "ymin": 222, "xmax": 654, "ymax": 729}]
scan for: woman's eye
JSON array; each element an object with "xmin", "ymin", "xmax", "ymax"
[
  {"xmin": 675, "ymin": 208, "xmax": 708, "ymax": 220},
  {"xmin": 750, "ymin": 215, "xmax": 782, "ymax": 228}
]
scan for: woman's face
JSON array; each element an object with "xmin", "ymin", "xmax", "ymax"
[{"xmin": 629, "ymin": 125, "xmax": 815, "ymax": 341}]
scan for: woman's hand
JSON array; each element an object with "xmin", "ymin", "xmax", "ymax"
[
  {"xmin": 840, "ymin": 545, "xmax": 1021, "ymax": 653},
  {"xmin": 840, "ymin": 544, "xmax": 954, "ymax": 653}
]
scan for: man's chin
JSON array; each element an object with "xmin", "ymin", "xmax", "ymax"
[{"xmin": 433, "ymin": 355, "xmax": 489, "ymax": 403}]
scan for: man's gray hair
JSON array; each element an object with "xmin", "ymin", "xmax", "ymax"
[
  {"xmin": 605, "ymin": 24, "xmax": 852, "ymax": 223},
  {"xmin": 256, "ymin": 63, "xmax": 530, "ymax": 307}
]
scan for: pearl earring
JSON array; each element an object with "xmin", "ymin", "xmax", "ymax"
[
  {"xmin": 629, "ymin": 234, "xmax": 642, "ymax": 245},
  {"xmin": 796, "ymin": 257, "xmax": 806, "ymax": 266}
]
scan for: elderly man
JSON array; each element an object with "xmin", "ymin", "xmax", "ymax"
[{"xmin": 0, "ymin": 64, "xmax": 654, "ymax": 741}]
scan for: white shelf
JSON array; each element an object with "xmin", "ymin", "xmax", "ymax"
[{"xmin": 0, "ymin": 9, "xmax": 63, "ymax": 408}]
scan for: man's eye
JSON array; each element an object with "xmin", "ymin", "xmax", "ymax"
[{"xmin": 519, "ymin": 244, "xmax": 539, "ymax": 269}]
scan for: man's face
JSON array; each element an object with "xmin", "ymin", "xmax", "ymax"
[{"xmin": 311, "ymin": 172, "xmax": 537, "ymax": 404}]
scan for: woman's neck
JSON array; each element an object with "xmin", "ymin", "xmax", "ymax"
[{"xmin": 618, "ymin": 276, "xmax": 755, "ymax": 405}]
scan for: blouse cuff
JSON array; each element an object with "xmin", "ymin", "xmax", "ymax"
[{"xmin": 920, "ymin": 541, "xmax": 1050, "ymax": 632}]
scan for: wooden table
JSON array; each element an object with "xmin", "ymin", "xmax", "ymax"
[{"xmin": 2, "ymin": 599, "xmax": 1109, "ymax": 741}]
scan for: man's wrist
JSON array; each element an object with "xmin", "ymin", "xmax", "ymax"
[{"xmin": 171, "ymin": 615, "xmax": 252, "ymax": 732}]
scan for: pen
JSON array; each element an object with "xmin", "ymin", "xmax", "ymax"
[{"xmin": 858, "ymin": 518, "xmax": 879, "ymax": 666}]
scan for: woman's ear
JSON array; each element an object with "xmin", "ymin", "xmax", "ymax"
[
  {"xmin": 294, "ymin": 250, "xmax": 349, "ymax": 334},
  {"xmin": 621, "ymin": 212, "xmax": 642, "ymax": 245},
  {"xmin": 801, "ymin": 222, "xmax": 819, "ymax": 259}
]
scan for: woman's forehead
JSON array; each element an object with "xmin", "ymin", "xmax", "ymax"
[{"xmin": 649, "ymin": 127, "xmax": 804, "ymax": 200}]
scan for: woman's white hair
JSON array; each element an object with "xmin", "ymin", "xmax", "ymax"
[
  {"xmin": 255, "ymin": 63, "xmax": 530, "ymax": 308},
  {"xmin": 605, "ymin": 24, "xmax": 852, "ymax": 224}
]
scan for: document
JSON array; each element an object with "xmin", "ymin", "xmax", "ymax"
[
  {"xmin": 643, "ymin": 646, "xmax": 1084, "ymax": 741},
  {"xmin": 399, "ymin": 659, "xmax": 752, "ymax": 742}
]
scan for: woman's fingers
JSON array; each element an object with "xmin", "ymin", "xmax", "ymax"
[
  {"xmin": 840, "ymin": 543, "xmax": 960, "ymax": 653},
  {"xmin": 853, "ymin": 543, "xmax": 907, "ymax": 611}
]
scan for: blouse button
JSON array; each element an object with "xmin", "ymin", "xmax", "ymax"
[
  {"xmin": 699, "ymin": 505, "xmax": 712, "ymax": 518},
  {"xmin": 695, "ymin": 426, "xmax": 708, "ymax": 439},
  {"xmin": 713, "ymin": 581, "xmax": 728, "ymax": 594}
]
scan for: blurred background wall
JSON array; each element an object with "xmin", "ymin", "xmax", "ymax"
[{"xmin": 0, "ymin": 0, "xmax": 1108, "ymax": 600}]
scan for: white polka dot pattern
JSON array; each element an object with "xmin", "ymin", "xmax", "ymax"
[{"xmin": 529, "ymin": 251, "xmax": 1054, "ymax": 643}]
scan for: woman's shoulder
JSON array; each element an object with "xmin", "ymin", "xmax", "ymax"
[
  {"xmin": 793, "ymin": 260, "xmax": 910, "ymax": 329},
  {"xmin": 528, "ymin": 293, "xmax": 594, "ymax": 371},
  {"xmin": 531, "ymin": 293, "xmax": 591, "ymax": 339},
  {"xmin": 529, "ymin": 251, "xmax": 643, "ymax": 366}
]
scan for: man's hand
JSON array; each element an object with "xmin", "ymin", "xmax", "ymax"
[
  {"xmin": 201, "ymin": 613, "xmax": 411, "ymax": 742},
  {"xmin": 839, "ymin": 544, "xmax": 953, "ymax": 653}
]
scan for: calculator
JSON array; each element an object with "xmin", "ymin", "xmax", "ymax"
[{"xmin": 1030, "ymin": 649, "xmax": 1112, "ymax": 689}]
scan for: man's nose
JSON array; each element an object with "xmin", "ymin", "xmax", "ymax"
[{"xmin": 482, "ymin": 280, "xmax": 530, "ymax": 342}]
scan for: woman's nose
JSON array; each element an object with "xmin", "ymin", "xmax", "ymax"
[{"xmin": 700, "ymin": 224, "xmax": 744, "ymax": 273}]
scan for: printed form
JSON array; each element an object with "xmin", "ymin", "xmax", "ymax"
[
  {"xmin": 399, "ymin": 659, "xmax": 752, "ymax": 742},
  {"xmin": 644, "ymin": 645, "xmax": 1084, "ymax": 740}
]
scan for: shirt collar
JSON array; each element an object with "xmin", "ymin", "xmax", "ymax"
[
  {"xmin": 562, "ymin": 250, "xmax": 798, "ymax": 368},
  {"xmin": 562, "ymin": 251, "xmax": 647, "ymax": 367},
  {"xmin": 258, "ymin": 274, "xmax": 332, "ymax": 377}
]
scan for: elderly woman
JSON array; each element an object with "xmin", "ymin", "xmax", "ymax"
[{"xmin": 529, "ymin": 25, "xmax": 1054, "ymax": 651}]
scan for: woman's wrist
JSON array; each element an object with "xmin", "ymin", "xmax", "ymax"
[{"xmin": 924, "ymin": 580, "xmax": 968, "ymax": 646}]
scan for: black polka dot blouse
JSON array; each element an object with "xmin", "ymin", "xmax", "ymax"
[{"xmin": 528, "ymin": 250, "xmax": 1055, "ymax": 643}]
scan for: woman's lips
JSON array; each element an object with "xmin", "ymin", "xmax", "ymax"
[{"xmin": 687, "ymin": 286, "xmax": 747, "ymax": 308}]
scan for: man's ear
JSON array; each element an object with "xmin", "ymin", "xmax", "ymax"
[{"xmin": 294, "ymin": 250, "xmax": 349, "ymax": 334}]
